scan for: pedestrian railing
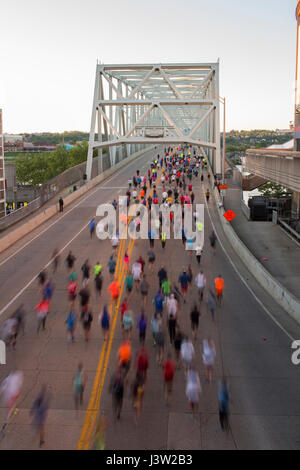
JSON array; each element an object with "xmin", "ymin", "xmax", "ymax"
[{"xmin": 278, "ymin": 218, "xmax": 300, "ymax": 243}]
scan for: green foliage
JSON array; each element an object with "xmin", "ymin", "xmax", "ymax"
[
  {"xmin": 259, "ymin": 182, "xmax": 292, "ymax": 198},
  {"xmin": 15, "ymin": 141, "xmax": 91, "ymax": 185},
  {"xmin": 23, "ymin": 131, "xmax": 91, "ymax": 145},
  {"xmin": 224, "ymin": 130, "xmax": 293, "ymax": 154}
]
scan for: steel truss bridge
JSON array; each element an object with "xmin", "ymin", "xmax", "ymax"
[{"xmin": 86, "ymin": 62, "xmax": 221, "ymax": 180}]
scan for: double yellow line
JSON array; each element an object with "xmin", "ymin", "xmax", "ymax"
[{"xmin": 77, "ymin": 164, "xmax": 165, "ymax": 450}]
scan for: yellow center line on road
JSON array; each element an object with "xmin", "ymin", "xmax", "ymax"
[
  {"xmin": 77, "ymin": 232, "xmax": 126, "ymax": 449},
  {"xmin": 79, "ymin": 238, "xmax": 135, "ymax": 450},
  {"xmin": 77, "ymin": 163, "xmax": 165, "ymax": 450}
]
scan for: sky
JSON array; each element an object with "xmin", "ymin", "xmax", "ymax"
[{"xmin": 0, "ymin": 0, "xmax": 297, "ymax": 133}]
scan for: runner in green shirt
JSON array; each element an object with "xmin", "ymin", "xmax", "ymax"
[
  {"xmin": 162, "ymin": 278, "xmax": 171, "ymax": 298},
  {"xmin": 94, "ymin": 262, "xmax": 102, "ymax": 278}
]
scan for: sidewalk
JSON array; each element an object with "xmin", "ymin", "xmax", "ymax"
[{"xmin": 223, "ymin": 169, "xmax": 300, "ymax": 300}]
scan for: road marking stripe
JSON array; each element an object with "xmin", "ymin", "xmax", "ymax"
[
  {"xmin": 76, "ymin": 161, "xmax": 165, "ymax": 450},
  {"xmin": 203, "ymin": 188, "xmax": 295, "ymax": 341},
  {"xmin": 77, "ymin": 232, "xmax": 127, "ymax": 448},
  {"xmin": 80, "ymin": 239, "xmax": 134, "ymax": 449}
]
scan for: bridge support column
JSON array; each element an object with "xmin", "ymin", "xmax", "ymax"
[{"xmin": 292, "ymin": 191, "xmax": 300, "ymax": 219}]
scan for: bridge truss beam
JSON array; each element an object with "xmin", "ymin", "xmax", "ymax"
[{"xmin": 86, "ymin": 62, "xmax": 221, "ymax": 180}]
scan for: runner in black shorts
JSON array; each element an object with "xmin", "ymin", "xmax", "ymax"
[{"xmin": 190, "ymin": 304, "xmax": 200, "ymax": 341}]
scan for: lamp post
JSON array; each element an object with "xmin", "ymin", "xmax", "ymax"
[
  {"xmin": 209, "ymin": 90, "xmax": 226, "ymax": 183},
  {"xmin": 295, "ymin": 0, "xmax": 300, "ymax": 150},
  {"xmin": 220, "ymin": 96, "xmax": 226, "ymax": 185}
]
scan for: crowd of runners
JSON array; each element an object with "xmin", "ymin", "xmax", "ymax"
[{"xmin": 0, "ymin": 145, "xmax": 230, "ymax": 449}]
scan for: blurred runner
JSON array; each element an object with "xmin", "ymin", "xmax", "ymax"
[
  {"xmin": 178, "ymin": 268, "xmax": 189, "ymax": 303},
  {"xmin": 147, "ymin": 248, "xmax": 155, "ymax": 272},
  {"xmin": 108, "ymin": 279, "xmax": 120, "ymax": 307},
  {"xmin": 66, "ymin": 251, "xmax": 76, "ymax": 273},
  {"xmin": 173, "ymin": 328, "xmax": 183, "ymax": 369},
  {"xmin": 122, "ymin": 309, "xmax": 133, "ymax": 340},
  {"xmin": 168, "ymin": 313, "xmax": 177, "ymax": 344},
  {"xmin": 99, "ymin": 305, "xmax": 110, "ymax": 341},
  {"xmin": 118, "ymin": 340, "xmax": 131, "ymax": 378},
  {"xmin": 185, "ymin": 368, "xmax": 201, "ymax": 420},
  {"xmin": 209, "ymin": 231, "xmax": 217, "ymax": 255},
  {"xmin": 140, "ymin": 275, "xmax": 149, "ymax": 309},
  {"xmin": 202, "ymin": 338, "xmax": 216, "ymax": 384},
  {"xmin": 137, "ymin": 310, "xmax": 147, "ymax": 345},
  {"xmin": 30, "ymin": 385, "xmax": 50, "ymax": 447},
  {"xmin": 108, "ymin": 254, "xmax": 116, "ymax": 279},
  {"xmin": 163, "ymin": 353, "xmax": 176, "ymax": 404},
  {"xmin": 218, "ymin": 378, "xmax": 230, "ymax": 432},
  {"xmin": 94, "ymin": 272, "xmax": 103, "ymax": 300},
  {"xmin": 206, "ymin": 289, "xmax": 217, "ymax": 322},
  {"xmin": 89, "ymin": 218, "xmax": 95, "ymax": 238},
  {"xmin": 51, "ymin": 248, "xmax": 60, "ymax": 273},
  {"xmin": 73, "ymin": 363, "xmax": 86, "ymax": 416},
  {"xmin": 109, "ymin": 369, "xmax": 125, "ymax": 421},
  {"xmin": 180, "ymin": 337, "xmax": 195, "ymax": 372},
  {"xmin": 195, "ymin": 270, "xmax": 206, "ymax": 301},
  {"xmin": 135, "ymin": 346, "xmax": 150, "ymax": 384},
  {"xmin": 66, "ymin": 308, "xmax": 76, "ymax": 343},
  {"xmin": 35, "ymin": 299, "xmax": 49, "ymax": 333},
  {"xmin": 214, "ymin": 274, "xmax": 225, "ymax": 305},
  {"xmin": 190, "ymin": 304, "xmax": 200, "ymax": 341},
  {"xmin": 132, "ymin": 372, "xmax": 145, "ymax": 425},
  {"xmin": 0, "ymin": 371, "xmax": 23, "ymax": 434},
  {"xmin": 81, "ymin": 309, "xmax": 93, "ymax": 343}
]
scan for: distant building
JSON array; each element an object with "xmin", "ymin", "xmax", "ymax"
[
  {"xmin": 275, "ymin": 129, "xmax": 294, "ymax": 135},
  {"xmin": 3, "ymin": 134, "xmax": 24, "ymax": 143}
]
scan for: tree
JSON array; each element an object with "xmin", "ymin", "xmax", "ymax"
[
  {"xmin": 15, "ymin": 141, "xmax": 89, "ymax": 185},
  {"xmin": 259, "ymin": 183, "xmax": 292, "ymax": 198}
]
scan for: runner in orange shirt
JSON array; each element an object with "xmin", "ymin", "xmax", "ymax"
[
  {"xmin": 108, "ymin": 280, "xmax": 120, "ymax": 307},
  {"xmin": 118, "ymin": 340, "xmax": 131, "ymax": 377},
  {"xmin": 214, "ymin": 275, "xmax": 225, "ymax": 305}
]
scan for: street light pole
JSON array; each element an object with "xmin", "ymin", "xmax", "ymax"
[
  {"xmin": 223, "ymin": 97, "xmax": 226, "ymax": 184},
  {"xmin": 210, "ymin": 90, "xmax": 226, "ymax": 183}
]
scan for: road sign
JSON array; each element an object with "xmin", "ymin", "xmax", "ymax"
[{"xmin": 223, "ymin": 210, "xmax": 236, "ymax": 222}]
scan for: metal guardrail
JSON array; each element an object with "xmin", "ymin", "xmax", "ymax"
[
  {"xmin": 0, "ymin": 196, "xmax": 41, "ymax": 230},
  {"xmin": 278, "ymin": 218, "xmax": 300, "ymax": 242},
  {"xmin": 0, "ymin": 154, "xmax": 108, "ymax": 231}
]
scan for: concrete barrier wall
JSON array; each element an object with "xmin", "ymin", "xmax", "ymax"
[
  {"xmin": 207, "ymin": 165, "xmax": 300, "ymax": 323},
  {"xmin": 241, "ymin": 199, "xmax": 251, "ymax": 220},
  {"xmin": 0, "ymin": 146, "xmax": 153, "ymax": 255}
]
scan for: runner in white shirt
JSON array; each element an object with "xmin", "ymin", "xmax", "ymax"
[
  {"xmin": 132, "ymin": 261, "xmax": 142, "ymax": 289},
  {"xmin": 111, "ymin": 234, "xmax": 119, "ymax": 253},
  {"xmin": 180, "ymin": 338, "xmax": 195, "ymax": 372},
  {"xmin": 185, "ymin": 368, "xmax": 201, "ymax": 419},
  {"xmin": 162, "ymin": 191, "xmax": 168, "ymax": 203},
  {"xmin": 195, "ymin": 270, "xmax": 206, "ymax": 301},
  {"xmin": 0, "ymin": 371, "xmax": 23, "ymax": 432},
  {"xmin": 167, "ymin": 294, "xmax": 178, "ymax": 319},
  {"xmin": 202, "ymin": 338, "xmax": 216, "ymax": 384}
]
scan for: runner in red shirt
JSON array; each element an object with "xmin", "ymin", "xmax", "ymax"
[
  {"xmin": 135, "ymin": 347, "xmax": 150, "ymax": 384},
  {"xmin": 163, "ymin": 353, "xmax": 176, "ymax": 403}
]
